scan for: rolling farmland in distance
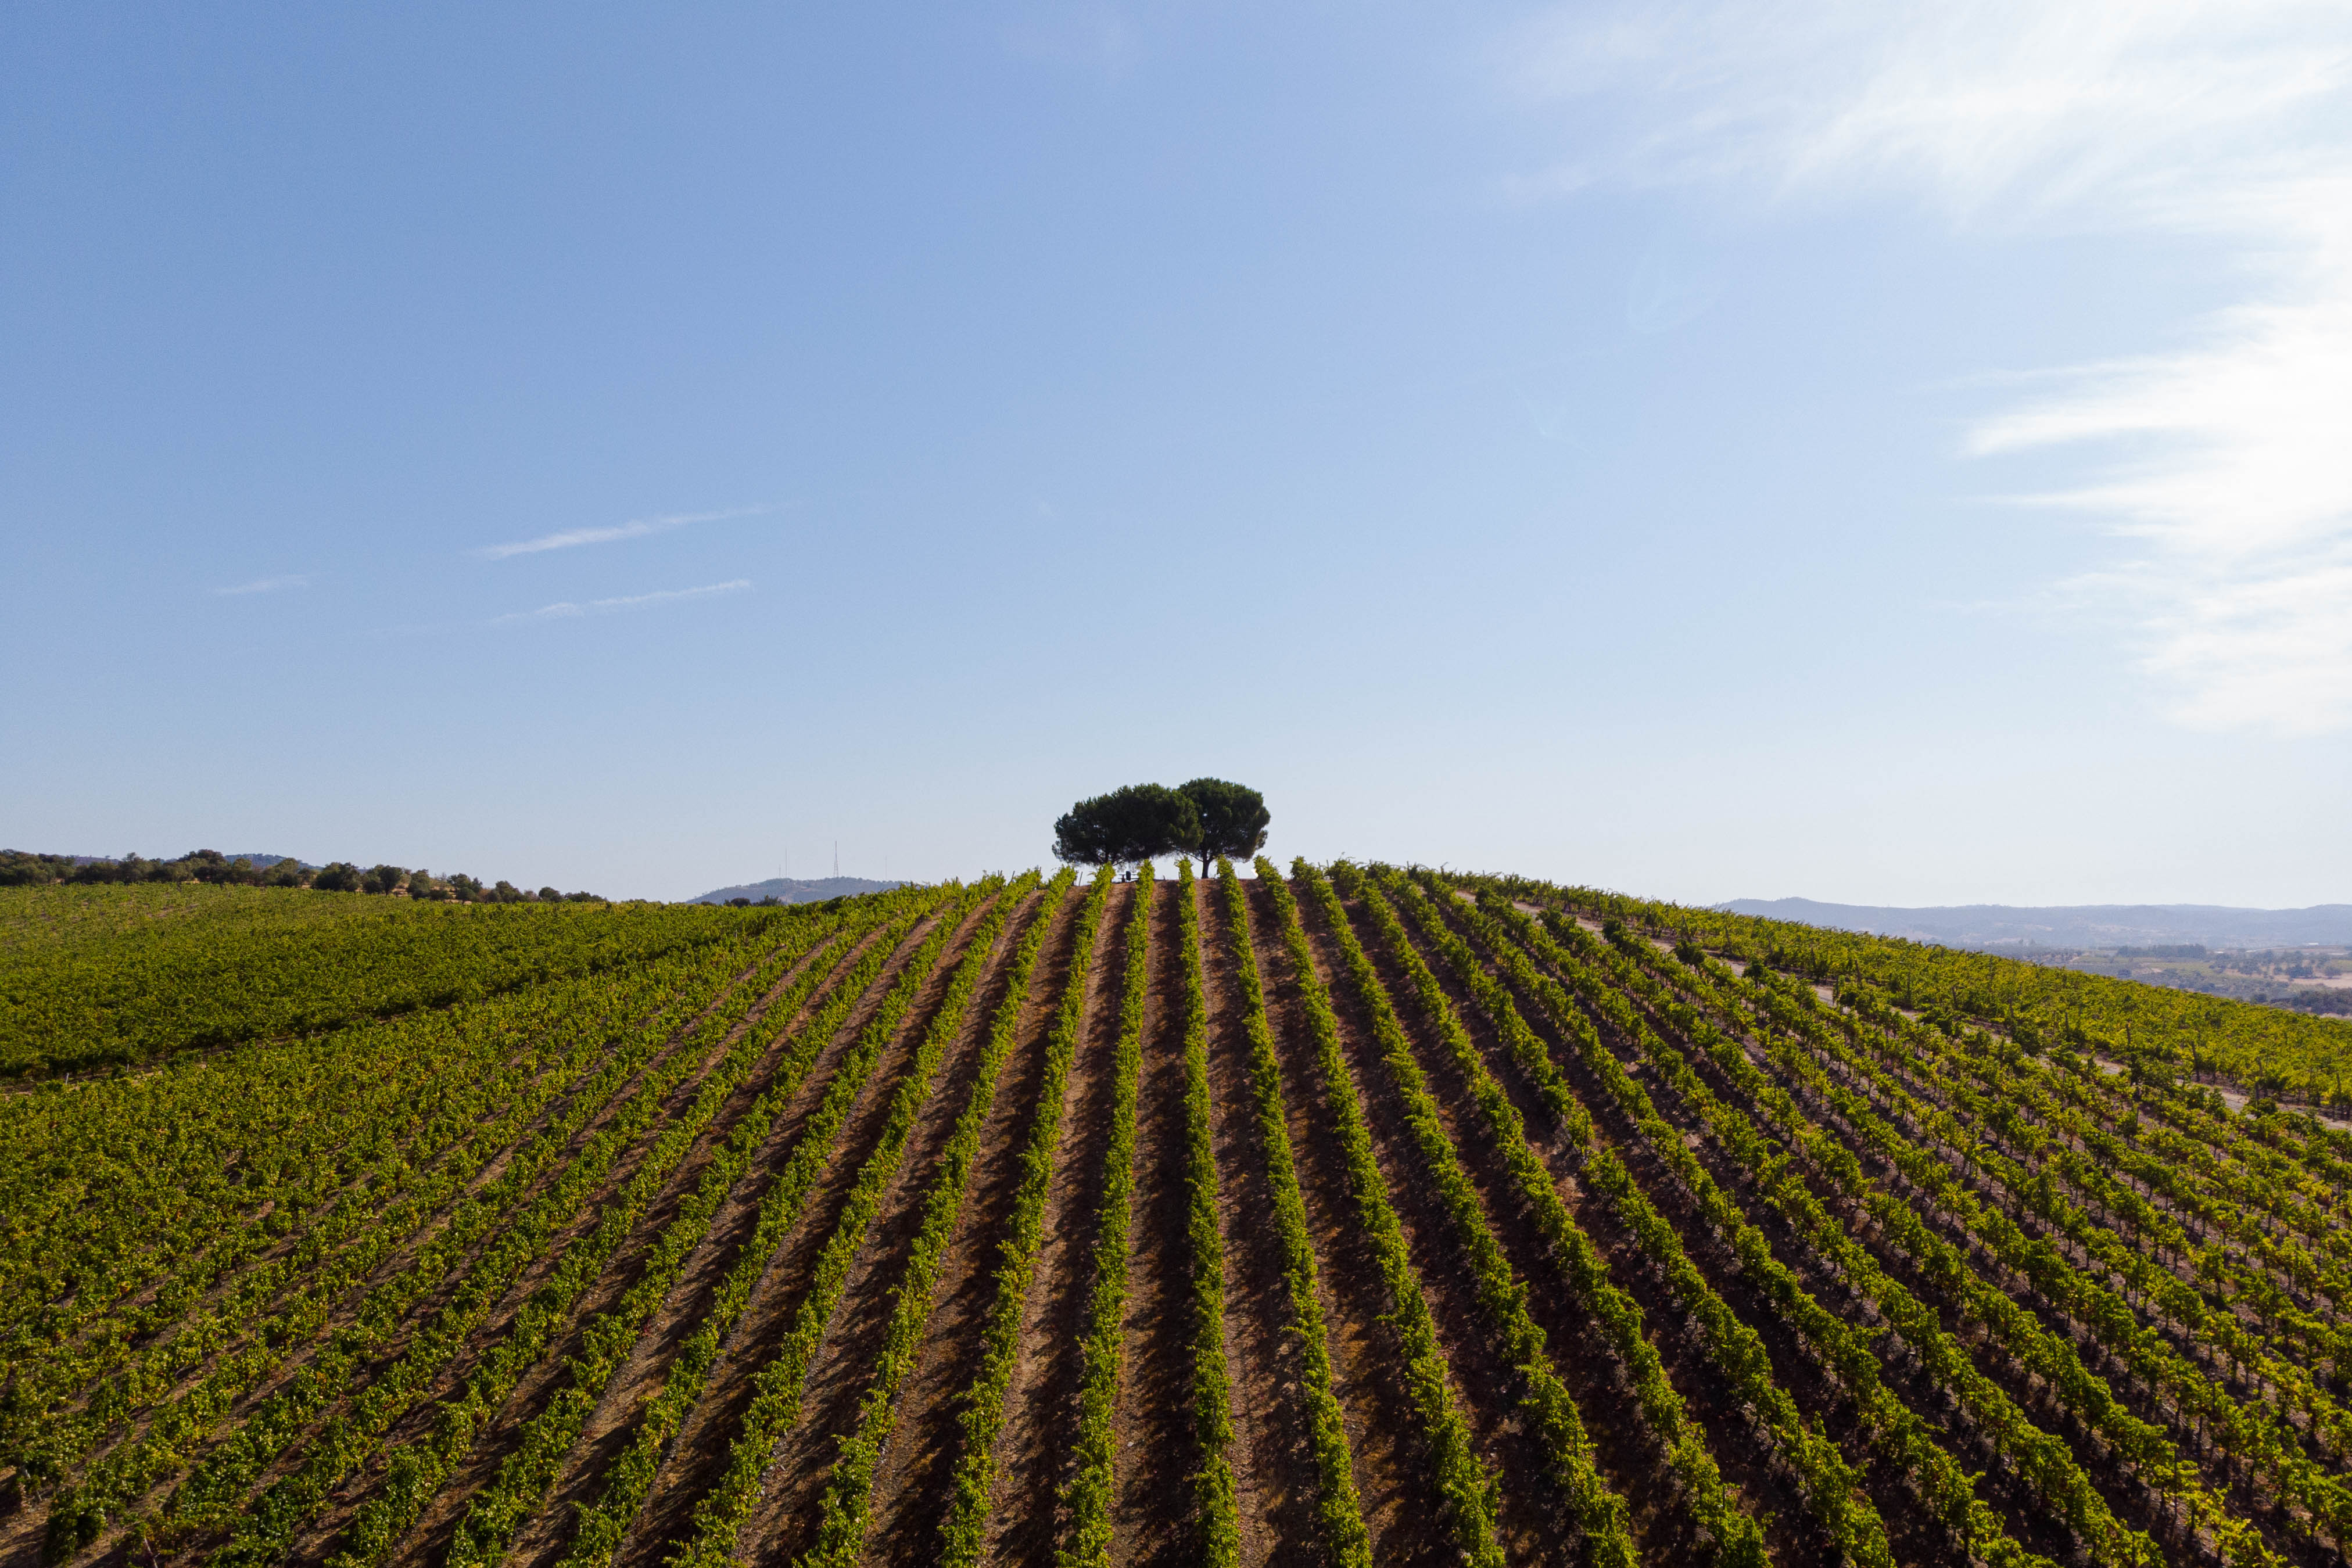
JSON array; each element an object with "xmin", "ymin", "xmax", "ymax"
[{"xmin": 6, "ymin": 864, "xmax": 2352, "ymax": 1568}]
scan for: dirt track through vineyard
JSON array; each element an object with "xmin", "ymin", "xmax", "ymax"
[{"xmin": 13, "ymin": 864, "xmax": 2345, "ymax": 1568}]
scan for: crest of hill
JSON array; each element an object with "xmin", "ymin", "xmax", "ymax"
[
  {"xmin": 1720, "ymin": 897, "xmax": 2352, "ymax": 950},
  {"xmin": 688, "ymin": 875, "xmax": 905, "ymax": 906}
]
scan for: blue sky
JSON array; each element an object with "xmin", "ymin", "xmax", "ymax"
[{"xmin": 6, "ymin": 3, "xmax": 2349, "ymax": 905}]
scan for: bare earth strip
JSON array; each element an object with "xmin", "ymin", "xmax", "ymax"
[
  {"xmin": 287, "ymin": 938, "xmax": 854, "ymax": 1568},
  {"xmin": 499, "ymin": 917, "xmax": 928, "ymax": 1568},
  {"xmin": 373, "ymin": 925, "xmax": 885, "ymax": 1568},
  {"xmin": 1107, "ymin": 880, "xmax": 1196, "ymax": 1568},
  {"xmin": 734, "ymin": 889, "xmax": 1070, "ymax": 1568},
  {"xmin": 855, "ymin": 881, "xmax": 1123, "ymax": 1566},
  {"xmin": 603, "ymin": 896, "xmax": 1006, "ymax": 1568},
  {"xmin": 966, "ymin": 878, "xmax": 1131, "ymax": 1568},
  {"xmin": 1191, "ymin": 877, "xmax": 1336, "ymax": 1568},
  {"xmin": 1248, "ymin": 880, "xmax": 1451, "ymax": 1567}
]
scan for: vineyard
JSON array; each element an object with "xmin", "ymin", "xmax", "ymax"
[{"xmin": 5, "ymin": 864, "xmax": 2351, "ymax": 1568}]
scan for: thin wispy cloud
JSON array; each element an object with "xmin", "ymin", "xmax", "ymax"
[
  {"xmin": 1505, "ymin": 1, "xmax": 2352, "ymax": 732},
  {"xmin": 474, "ymin": 504, "xmax": 776, "ymax": 561},
  {"xmin": 213, "ymin": 574, "xmax": 309, "ymax": 595},
  {"xmin": 490, "ymin": 579, "xmax": 752, "ymax": 626}
]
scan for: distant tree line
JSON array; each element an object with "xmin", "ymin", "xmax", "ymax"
[
  {"xmin": 1051, "ymin": 777, "xmax": 1269, "ymax": 876},
  {"xmin": 0, "ymin": 848, "xmax": 602, "ymax": 903}
]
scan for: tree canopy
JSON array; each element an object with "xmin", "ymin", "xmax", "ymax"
[
  {"xmin": 1175, "ymin": 777, "xmax": 1270, "ymax": 876},
  {"xmin": 1052, "ymin": 778, "xmax": 1270, "ymax": 876},
  {"xmin": 1052, "ymin": 783, "xmax": 1202, "ymax": 873}
]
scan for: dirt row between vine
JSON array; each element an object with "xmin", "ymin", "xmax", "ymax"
[
  {"xmin": 1404, "ymin": 889, "xmax": 1831, "ymax": 1566},
  {"xmin": 603, "ymin": 891, "xmax": 1013, "ymax": 1568},
  {"xmin": 279, "ymin": 927, "xmax": 872, "ymax": 1568},
  {"xmin": 499, "ymin": 910, "xmax": 949, "ymax": 1568},
  {"xmin": 880, "ymin": 881, "xmax": 1124, "ymax": 1567},
  {"xmin": 375, "ymin": 920, "xmax": 899, "ymax": 1568},
  {"xmin": 1475, "ymin": 895, "xmax": 2292, "ymax": 1567},
  {"xmin": 1105, "ymin": 881, "xmax": 1195, "ymax": 1568},
  {"xmin": 1241, "ymin": 879, "xmax": 1451, "ymax": 1567},
  {"xmin": 738, "ymin": 888, "xmax": 1077, "ymax": 1568}
]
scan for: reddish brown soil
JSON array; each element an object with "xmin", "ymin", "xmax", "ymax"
[
  {"xmin": 1193, "ymin": 881, "xmax": 1336, "ymax": 1568},
  {"xmin": 735, "ymin": 890, "xmax": 1077, "ymax": 1568},
  {"xmin": 500, "ymin": 917, "xmax": 929, "ymax": 1568},
  {"xmin": 1379, "ymin": 895, "xmax": 1722, "ymax": 1565},
  {"xmin": 965, "ymin": 881, "xmax": 1131, "ymax": 1568},
  {"xmin": 1106, "ymin": 880, "xmax": 1198, "ymax": 1568},
  {"xmin": 286, "ymin": 939, "xmax": 849, "ymax": 1568},
  {"xmin": 375, "ymin": 928, "xmax": 883, "ymax": 1568},
  {"xmin": 1246, "ymin": 880, "xmax": 1455, "ymax": 1567},
  {"xmin": 601, "ymin": 894, "xmax": 1013, "ymax": 1568}
]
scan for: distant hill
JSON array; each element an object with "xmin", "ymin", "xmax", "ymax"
[
  {"xmin": 1718, "ymin": 898, "xmax": 2352, "ymax": 950},
  {"xmin": 51, "ymin": 852, "xmax": 308, "ymax": 868},
  {"xmin": 688, "ymin": 876, "xmax": 905, "ymax": 906}
]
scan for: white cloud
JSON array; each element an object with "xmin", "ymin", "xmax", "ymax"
[
  {"xmin": 475, "ymin": 504, "xmax": 775, "ymax": 560},
  {"xmin": 213, "ymin": 574, "xmax": 309, "ymax": 595},
  {"xmin": 491, "ymin": 579, "xmax": 752, "ymax": 625},
  {"xmin": 1505, "ymin": 0, "xmax": 2352, "ymax": 731}
]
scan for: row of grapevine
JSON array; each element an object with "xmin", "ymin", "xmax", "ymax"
[
  {"xmin": 800, "ymin": 866, "xmax": 1109, "ymax": 1567},
  {"xmin": 1486, "ymin": 893, "xmax": 2295, "ymax": 1568},
  {"xmin": 29, "ymin": 857, "xmax": 2349, "ymax": 1568},
  {"xmin": 1475, "ymin": 871, "xmax": 2352, "ymax": 1110},
  {"xmin": 1170, "ymin": 862, "xmax": 1240, "ymax": 1567},
  {"xmin": 1321, "ymin": 864, "xmax": 1634, "ymax": 1567},
  {"xmin": 663, "ymin": 874, "xmax": 1037, "ymax": 1568},
  {"xmin": 2, "ymin": 931, "xmax": 769, "ymax": 1417},
  {"xmin": 432, "ymin": 895, "xmax": 928, "ymax": 1568},
  {"xmin": 3, "ymin": 882, "xmax": 761, "ymax": 1074},
  {"xmin": 1689, "ymin": 949, "xmax": 2344, "ymax": 1557},
  {"xmin": 927, "ymin": 867, "xmax": 1117, "ymax": 1565},
  {"xmin": 196, "ymin": 908, "xmax": 885, "ymax": 1568},
  {"xmin": 1819, "ymin": 977, "xmax": 2352, "ymax": 1399},
  {"xmin": 1261, "ymin": 860, "xmax": 1505, "ymax": 1568},
  {"xmin": 1490, "ymin": 894, "xmax": 2117, "ymax": 1566},
  {"xmin": 1696, "ymin": 945, "xmax": 2339, "ymax": 1552},
  {"xmin": 1211, "ymin": 861, "xmax": 1370, "ymax": 1566},
  {"xmin": 550, "ymin": 886, "xmax": 995, "ymax": 1568},
  {"xmin": 1381, "ymin": 874, "xmax": 1767, "ymax": 1565},
  {"xmin": 1514, "ymin": 898, "xmax": 2228, "ymax": 1556},
  {"xmin": 38, "ymin": 915, "xmax": 822, "ymax": 1558},
  {"xmin": 8, "ymin": 974, "xmax": 640, "ymax": 1487},
  {"xmin": 1056, "ymin": 863, "xmax": 1152, "ymax": 1568},
  {"xmin": 1429, "ymin": 888, "xmax": 1890, "ymax": 1566}
]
